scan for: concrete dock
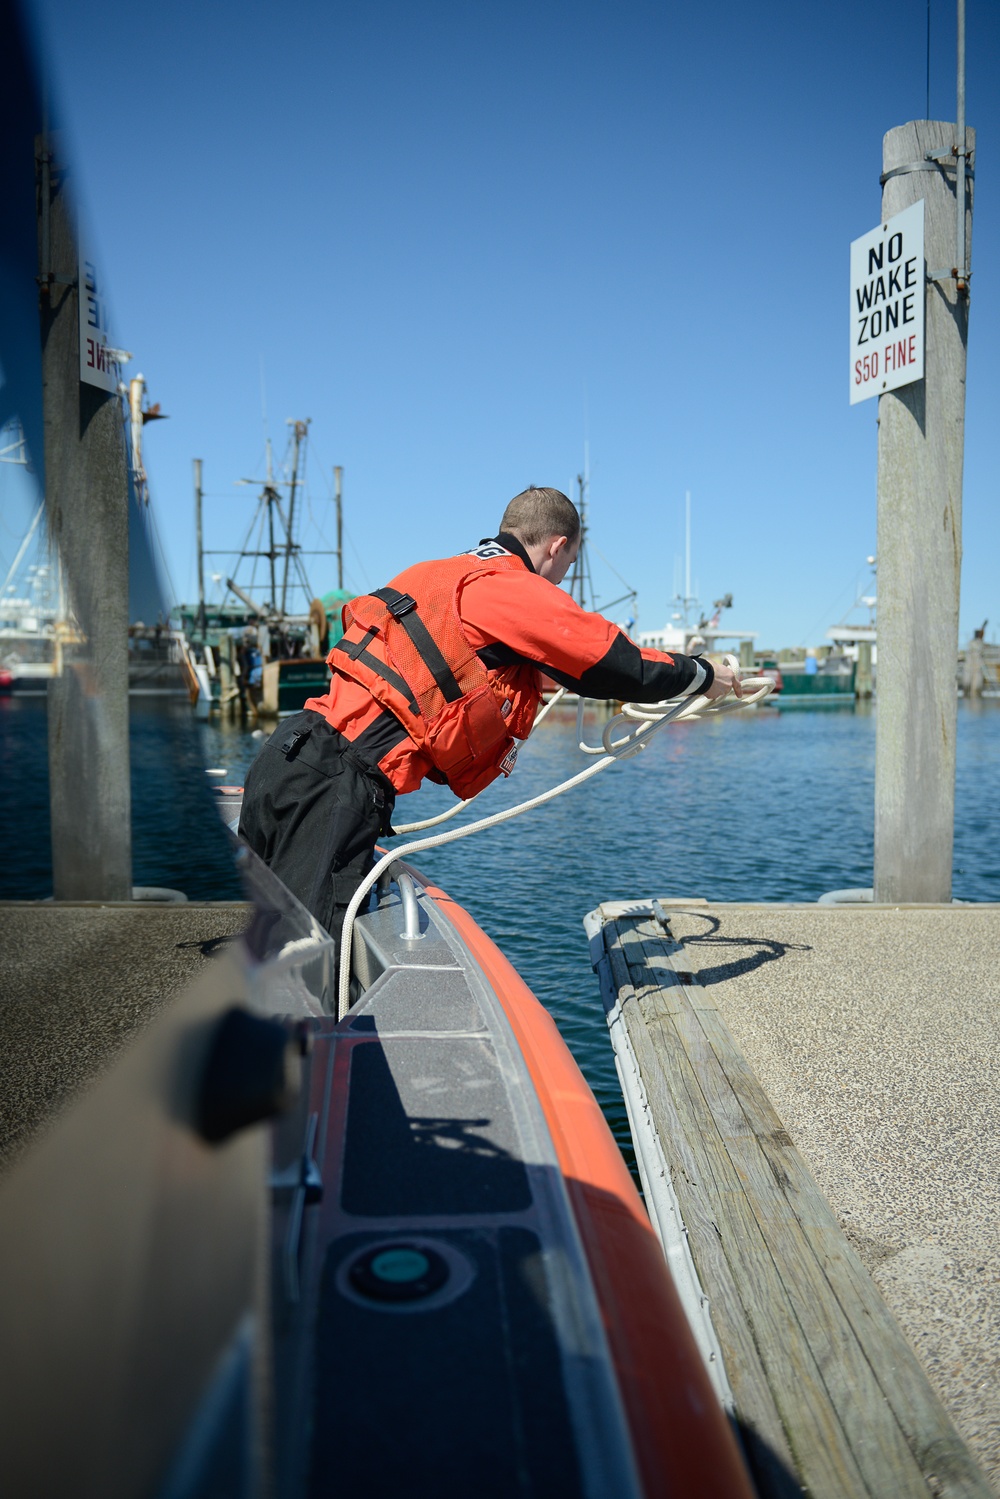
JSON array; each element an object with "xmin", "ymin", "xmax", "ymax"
[
  {"xmin": 0, "ymin": 902, "xmax": 252, "ymax": 1173},
  {"xmin": 589, "ymin": 901, "xmax": 1000, "ymax": 1497}
]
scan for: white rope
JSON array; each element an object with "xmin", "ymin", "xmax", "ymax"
[
  {"xmin": 390, "ymin": 688, "xmax": 567, "ymax": 835},
  {"xmin": 335, "ymin": 663, "xmax": 772, "ymax": 1018},
  {"xmin": 576, "ymin": 663, "xmax": 775, "ymax": 756}
]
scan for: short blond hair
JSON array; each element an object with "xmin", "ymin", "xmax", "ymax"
[{"xmin": 499, "ymin": 486, "xmax": 580, "ymax": 547}]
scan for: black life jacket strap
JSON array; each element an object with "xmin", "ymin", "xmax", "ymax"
[
  {"xmin": 337, "ymin": 624, "xmax": 377, "ymax": 661},
  {"xmin": 331, "ymin": 634, "xmax": 419, "ymax": 716},
  {"xmin": 372, "ymin": 586, "xmax": 464, "ymax": 705},
  {"xmin": 349, "ymin": 708, "xmax": 410, "ymax": 764}
]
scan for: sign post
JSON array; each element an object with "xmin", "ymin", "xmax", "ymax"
[{"xmin": 861, "ymin": 122, "xmax": 973, "ymax": 904}]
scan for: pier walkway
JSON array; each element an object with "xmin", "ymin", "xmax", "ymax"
[
  {"xmin": 0, "ymin": 902, "xmax": 252, "ymax": 1173},
  {"xmin": 588, "ymin": 900, "xmax": 1000, "ymax": 1498}
]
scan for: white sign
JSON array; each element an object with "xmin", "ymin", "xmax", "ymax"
[
  {"xmin": 849, "ymin": 200, "xmax": 924, "ymax": 405},
  {"xmin": 78, "ymin": 252, "xmax": 122, "ymax": 391}
]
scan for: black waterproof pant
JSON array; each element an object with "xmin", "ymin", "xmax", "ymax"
[{"xmin": 238, "ymin": 710, "xmax": 397, "ymax": 952}]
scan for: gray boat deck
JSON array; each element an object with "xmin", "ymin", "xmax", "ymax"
[
  {"xmin": 0, "ymin": 902, "xmax": 252, "ymax": 1173},
  {"xmin": 589, "ymin": 901, "xmax": 1000, "ymax": 1498}
]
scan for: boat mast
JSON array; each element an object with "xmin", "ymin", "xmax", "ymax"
[
  {"xmin": 685, "ymin": 489, "xmax": 691, "ymax": 619},
  {"xmin": 334, "ymin": 465, "xmax": 344, "ymax": 590},
  {"xmin": 281, "ymin": 419, "xmax": 309, "ymax": 615},
  {"xmin": 672, "ymin": 490, "xmax": 698, "ymax": 630},
  {"xmin": 264, "ymin": 437, "xmax": 278, "ymax": 610},
  {"xmin": 193, "ymin": 458, "xmax": 205, "ymax": 638},
  {"xmin": 569, "ymin": 442, "xmax": 593, "ymax": 610}
]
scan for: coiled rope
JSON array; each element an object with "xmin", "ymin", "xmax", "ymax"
[{"xmin": 336, "ymin": 658, "xmax": 773, "ymax": 1017}]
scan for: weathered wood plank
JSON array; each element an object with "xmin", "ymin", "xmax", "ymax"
[
  {"xmin": 626, "ymin": 998, "xmax": 878, "ymax": 1497},
  {"xmin": 664, "ymin": 997, "xmax": 933, "ymax": 1497},
  {"xmin": 613, "ymin": 961, "xmax": 856, "ymax": 1492},
  {"xmin": 608, "ymin": 922, "xmax": 659, "ymax": 1003},
  {"xmin": 616, "ymin": 994, "xmax": 800, "ymax": 1490}
]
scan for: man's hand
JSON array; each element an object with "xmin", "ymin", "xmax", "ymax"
[{"xmin": 703, "ymin": 659, "xmax": 743, "ymax": 701}]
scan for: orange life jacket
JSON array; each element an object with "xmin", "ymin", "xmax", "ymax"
[{"xmin": 327, "ymin": 548, "xmax": 542, "ymax": 799}]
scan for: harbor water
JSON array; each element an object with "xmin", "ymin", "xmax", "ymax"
[{"xmin": 3, "ymin": 694, "xmax": 999, "ymax": 1154}]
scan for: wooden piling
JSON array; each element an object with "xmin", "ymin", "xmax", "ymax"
[
  {"xmin": 874, "ymin": 122, "xmax": 974, "ymax": 902},
  {"xmin": 38, "ymin": 134, "xmax": 132, "ymax": 899}
]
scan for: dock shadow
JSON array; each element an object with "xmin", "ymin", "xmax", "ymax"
[
  {"xmin": 340, "ymin": 1030, "xmax": 532, "ymax": 1217},
  {"xmin": 175, "ymin": 934, "xmax": 241, "ymax": 958},
  {"xmin": 669, "ymin": 913, "xmax": 811, "ymax": 988},
  {"xmin": 733, "ymin": 1416, "xmax": 805, "ymax": 1499}
]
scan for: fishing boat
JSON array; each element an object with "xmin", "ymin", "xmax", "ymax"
[
  {"xmin": 759, "ymin": 653, "xmax": 857, "ymax": 702},
  {"xmin": 179, "ymin": 423, "xmax": 347, "ymax": 720}
]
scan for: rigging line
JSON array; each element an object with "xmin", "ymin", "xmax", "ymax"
[
  {"xmin": 270, "ymin": 491, "xmax": 315, "ymax": 600},
  {"xmin": 142, "ymin": 497, "xmax": 180, "ymax": 610},
  {"xmin": 243, "ymin": 500, "xmax": 271, "ymax": 603},
  {"xmin": 293, "ymin": 551, "xmax": 314, "ymax": 603},
  {"xmin": 0, "ymin": 502, "xmax": 44, "ymax": 598},
  {"xmin": 305, "ymin": 499, "xmax": 333, "ymax": 544},
  {"xmin": 304, "ymin": 442, "xmax": 336, "ymax": 527},
  {"xmin": 926, "ymin": 0, "xmax": 931, "ymax": 120},
  {"xmin": 225, "ymin": 490, "xmax": 270, "ymax": 599},
  {"xmin": 596, "ymin": 590, "xmax": 637, "ymax": 615},
  {"xmin": 344, "ymin": 527, "xmax": 372, "ymax": 592},
  {"xmin": 797, "ymin": 570, "xmax": 864, "ymax": 649},
  {"xmin": 587, "ymin": 540, "xmax": 637, "ymax": 594}
]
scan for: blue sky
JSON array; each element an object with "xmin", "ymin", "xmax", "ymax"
[{"xmin": 18, "ymin": 0, "xmax": 1000, "ymax": 649}]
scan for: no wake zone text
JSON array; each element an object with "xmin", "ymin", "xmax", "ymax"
[
  {"xmin": 854, "ymin": 233, "xmax": 919, "ymax": 345},
  {"xmin": 849, "ymin": 200, "xmax": 923, "ymax": 404}
]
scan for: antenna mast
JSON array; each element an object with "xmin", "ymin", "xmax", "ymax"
[
  {"xmin": 194, "ymin": 458, "xmax": 205, "ymax": 638},
  {"xmin": 568, "ymin": 443, "xmax": 594, "ymax": 609},
  {"xmin": 672, "ymin": 489, "xmax": 698, "ymax": 628},
  {"xmin": 334, "ymin": 466, "xmax": 344, "ymax": 590},
  {"xmin": 281, "ymin": 419, "xmax": 310, "ymax": 614}
]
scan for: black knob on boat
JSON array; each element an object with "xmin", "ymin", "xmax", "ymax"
[{"xmin": 197, "ymin": 1006, "xmax": 301, "ymax": 1143}]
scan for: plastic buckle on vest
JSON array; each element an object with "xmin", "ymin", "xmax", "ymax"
[
  {"xmin": 280, "ymin": 728, "xmax": 310, "ymax": 759},
  {"xmin": 386, "ymin": 593, "xmax": 417, "ymax": 619}
]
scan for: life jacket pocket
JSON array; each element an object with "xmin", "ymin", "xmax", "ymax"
[
  {"xmin": 490, "ymin": 663, "xmax": 541, "ymax": 739},
  {"xmin": 424, "ymin": 684, "xmax": 514, "ymax": 796}
]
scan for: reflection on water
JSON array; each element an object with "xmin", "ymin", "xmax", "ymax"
[{"xmin": 3, "ymin": 697, "xmax": 998, "ymax": 1154}]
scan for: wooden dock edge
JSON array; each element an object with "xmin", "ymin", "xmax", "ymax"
[
  {"xmin": 585, "ymin": 902, "xmax": 993, "ymax": 1499},
  {"xmin": 582, "ymin": 907, "xmax": 738, "ymax": 1415}
]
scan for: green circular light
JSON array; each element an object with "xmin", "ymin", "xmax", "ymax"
[{"xmin": 370, "ymin": 1248, "xmax": 431, "ymax": 1284}]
